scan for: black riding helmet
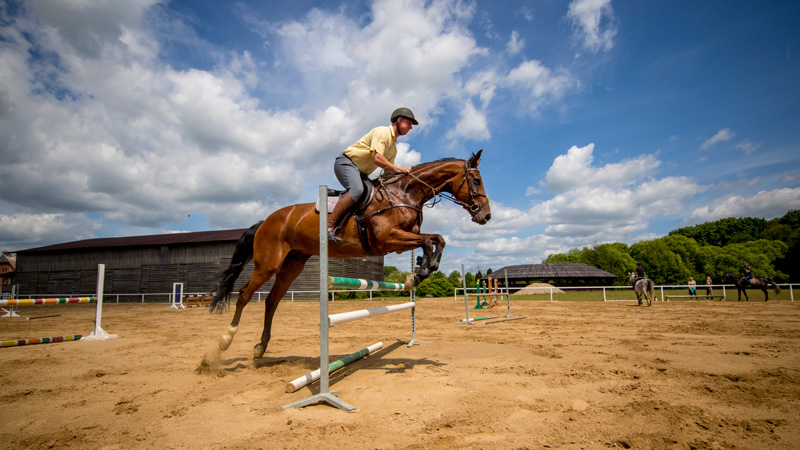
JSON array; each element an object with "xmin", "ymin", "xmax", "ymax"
[{"xmin": 391, "ymin": 107, "xmax": 419, "ymax": 125}]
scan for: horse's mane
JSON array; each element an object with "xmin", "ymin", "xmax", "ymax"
[
  {"xmin": 379, "ymin": 155, "xmax": 473, "ymax": 180},
  {"xmin": 410, "ymin": 157, "xmax": 463, "ymax": 171}
]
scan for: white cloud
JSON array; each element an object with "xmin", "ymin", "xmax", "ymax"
[
  {"xmin": 567, "ymin": 0, "xmax": 617, "ymax": 53},
  {"xmin": 0, "ymin": 213, "xmax": 100, "ymax": 251},
  {"xmin": 544, "ymin": 143, "xmax": 660, "ymax": 192},
  {"xmin": 516, "ymin": 7, "xmax": 534, "ymax": 22},
  {"xmin": 701, "ymin": 128, "xmax": 735, "ymax": 149},
  {"xmin": 780, "ymin": 171, "xmax": 799, "ymax": 183},
  {"xmin": 446, "ymin": 101, "xmax": 490, "ymax": 142},
  {"xmin": 736, "ymin": 140, "xmax": 761, "ymax": 154},
  {"xmin": 506, "ymin": 30, "xmax": 524, "ymax": 55},
  {"xmin": 525, "ymin": 186, "xmax": 541, "ymax": 196},
  {"xmin": 506, "ymin": 60, "xmax": 574, "ymax": 113},
  {"xmin": 0, "ymin": 0, "xmax": 492, "ymax": 250},
  {"xmin": 684, "ymin": 188, "xmax": 800, "ymax": 225}
]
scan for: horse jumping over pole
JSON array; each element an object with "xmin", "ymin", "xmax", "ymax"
[
  {"xmin": 721, "ymin": 273, "xmax": 781, "ymax": 301},
  {"xmin": 628, "ymin": 272, "xmax": 655, "ymax": 306},
  {"xmin": 210, "ymin": 151, "xmax": 491, "ymax": 359}
]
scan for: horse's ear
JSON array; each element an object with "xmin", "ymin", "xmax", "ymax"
[{"xmin": 469, "ymin": 149, "xmax": 483, "ymax": 168}]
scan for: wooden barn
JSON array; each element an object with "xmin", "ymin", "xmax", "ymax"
[
  {"xmin": 13, "ymin": 229, "xmax": 384, "ymax": 301},
  {"xmin": 484, "ymin": 263, "xmax": 618, "ymax": 286}
]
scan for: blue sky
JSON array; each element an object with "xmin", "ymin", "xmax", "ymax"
[{"xmin": 1, "ymin": 0, "xmax": 799, "ymax": 275}]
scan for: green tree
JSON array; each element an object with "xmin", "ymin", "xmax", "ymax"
[
  {"xmin": 670, "ymin": 217, "xmax": 770, "ymax": 246},
  {"xmin": 661, "ymin": 235, "xmax": 705, "ymax": 276},
  {"xmin": 544, "ymin": 242, "xmax": 634, "ymax": 284},
  {"xmin": 630, "ymin": 239, "xmax": 689, "ymax": 285},
  {"xmin": 447, "ymin": 270, "xmax": 462, "ymax": 287},
  {"xmin": 415, "ymin": 276, "xmax": 456, "ymax": 298},
  {"xmin": 464, "ymin": 271, "xmax": 476, "ymax": 289},
  {"xmin": 778, "ymin": 209, "xmax": 800, "ymax": 229},
  {"xmin": 703, "ymin": 240, "xmax": 788, "ymax": 282}
]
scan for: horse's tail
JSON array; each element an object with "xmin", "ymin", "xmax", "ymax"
[
  {"xmin": 209, "ymin": 221, "xmax": 263, "ymax": 313},
  {"xmin": 768, "ymin": 279, "xmax": 782, "ymax": 294},
  {"xmin": 647, "ymin": 280, "xmax": 656, "ymax": 301}
]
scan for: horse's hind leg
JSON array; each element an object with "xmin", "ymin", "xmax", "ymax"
[
  {"xmin": 218, "ymin": 263, "xmax": 278, "ymax": 351},
  {"xmin": 254, "ymin": 251, "xmax": 310, "ymax": 359}
]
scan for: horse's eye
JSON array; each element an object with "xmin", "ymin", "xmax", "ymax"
[{"xmin": 473, "ymin": 178, "xmax": 482, "ymax": 185}]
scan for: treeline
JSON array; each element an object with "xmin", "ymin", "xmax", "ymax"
[{"xmin": 543, "ymin": 210, "xmax": 799, "ymax": 285}]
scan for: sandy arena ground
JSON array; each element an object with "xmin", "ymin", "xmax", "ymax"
[{"xmin": 1, "ymin": 297, "xmax": 799, "ymax": 449}]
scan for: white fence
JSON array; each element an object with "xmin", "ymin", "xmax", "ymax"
[
  {"xmin": 454, "ymin": 283, "xmax": 798, "ymax": 302},
  {"xmin": 14, "ymin": 283, "xmax": 798, "ymax": 304}
]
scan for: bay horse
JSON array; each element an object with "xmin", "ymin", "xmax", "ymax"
[
  {"xmin": 721, "ymin": 273, "xmax": 781, "ymax": 301},
  {"xmin": 628, "ymin": 272, "xmax": 655, "ymax": 306},
  {"xmin": 210, "ymin": 151, "xmax": 491, "ymax": 358}
]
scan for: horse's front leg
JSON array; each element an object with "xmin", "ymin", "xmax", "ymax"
[
  {"xmin": 428, "ymin": 235, "xmax": 446, "ymax": 273},
  {"xmin": 373, "ymin": 228, "xmax": 436, "ymax": 289},
  {"xmin": 409, "ymin": 235, "xmax": 435, "ymax": 288}
]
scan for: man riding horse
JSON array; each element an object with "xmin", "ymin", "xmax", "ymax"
[
  {"xmin": 742, "ymin": 263, "xmax": 754, "ymax": 287},
  {"xmin": 631, "ymin": 262, "xmax": 646, "ymax": 289},
  {"xmin": 328, "ymin": 107, "xmax": 418, "ymax": 243}
]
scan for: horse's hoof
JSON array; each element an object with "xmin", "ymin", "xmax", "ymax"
[
  {"xmin": 403, "ymin": 273, "xmax": 417, "ymax": 291},
  {"xmin": 254, "ymin": 343, "xmax": 266, "ymax": 359},
  {"xmin": 218, "ymin": 326, "xmax": 238, "ymax": 351}
]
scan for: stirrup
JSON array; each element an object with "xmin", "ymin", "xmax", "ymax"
[{"xmin": 327, "ymin": 229, "xmax": 343, "ymax": 244}]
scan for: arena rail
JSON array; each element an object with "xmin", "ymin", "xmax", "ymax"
[{"xmin": 283, "ymin": 186, "xmax": 427, "ymax": 412}]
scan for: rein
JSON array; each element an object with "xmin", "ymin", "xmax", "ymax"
[{"xmin": 371, "ymin": 160, "xmax": 489, "ymax": 220}]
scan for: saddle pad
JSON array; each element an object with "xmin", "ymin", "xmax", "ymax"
[{"xmin": 315, "ymin": 196, "xmax": 340, "ymax": 213}]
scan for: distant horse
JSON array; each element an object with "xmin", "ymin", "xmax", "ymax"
[
  {"xmin": 210, "ymin": 151, "xmax": 491, "ymax": 358},
  {"xmin": 721, "ymin": 273, "xmax": 781, "ymax": 301},
  {"xmin": 628, "ymin": 272, "xmax": 655, "ymax": 306}
]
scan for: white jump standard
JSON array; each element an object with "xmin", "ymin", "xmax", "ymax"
[{"xmin": 283, "ymin": 186, "xmax": 428, "ymax": 412}]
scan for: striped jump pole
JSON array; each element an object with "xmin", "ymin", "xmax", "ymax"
[
  {"xmin": 328, "ymin": 276, "xmax": 407, "ymax": 291},
  {"xmin": 0, "ymin": 297, "xmax": 95, "ymax": 307},
  {"xmin": 285, "ymin": 342, "xmax": 383, "ymax": 393},
  {"xmin": 460, "ymin": 315, "xmax": 498, "ymax": 323},
  {"xmin": 1, "ymin": 335, "xmax": 82, "ymax": 348}
]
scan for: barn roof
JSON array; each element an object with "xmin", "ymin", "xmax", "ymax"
[
  {"xmin": 484, "ymin": 263, "xmax": 617, "ymax": 281},
  {"xmin": 16, "ymin": 228, "xmax": 250, "ymax": 253}
]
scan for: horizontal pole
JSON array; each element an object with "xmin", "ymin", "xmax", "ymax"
[
  {"xmin": 328, "ymin": 276, "xmax": 406, "ymax": 291},
  {"xmin": 465, "ymin": 293, "xmax": 507, "ymax": 297},
  {"xmin": 328, "ymin": 302, "xmax": 416, "ymax": 326},
  {"xmin": 1, "ymin": 335, "xmax": 83, "ymax": 348},
  {"xmin": 285, "ymin": 342, "xmax": 383, "ymax": 393},
  {"xmin": 460, "ymin": 315, "xmax": 498, "ymax": 322},
  {"xmin": 0, "ymin": 297, "xmax": 96, "ymax": 307},
  {"xmin": 482, "ymin": 316, "xmax": 527, "ymax": 325}
]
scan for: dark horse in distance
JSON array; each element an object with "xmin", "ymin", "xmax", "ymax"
[
  {"xmin": 721, "ymin": 273, "xmax": 781, "ymax": 301},
  {"xmin": 210, "ymin": 151, "xmax": 491, "ymax": 358}
]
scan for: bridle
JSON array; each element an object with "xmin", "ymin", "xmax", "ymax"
[{"xmin": 404, "ymin": 159, "xmax": 490, "ymax": 220}]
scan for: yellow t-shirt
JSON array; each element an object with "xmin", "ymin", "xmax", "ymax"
[{"xmin": 343, "ymin": 126, "xmax": 397, "ymax": 174}]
